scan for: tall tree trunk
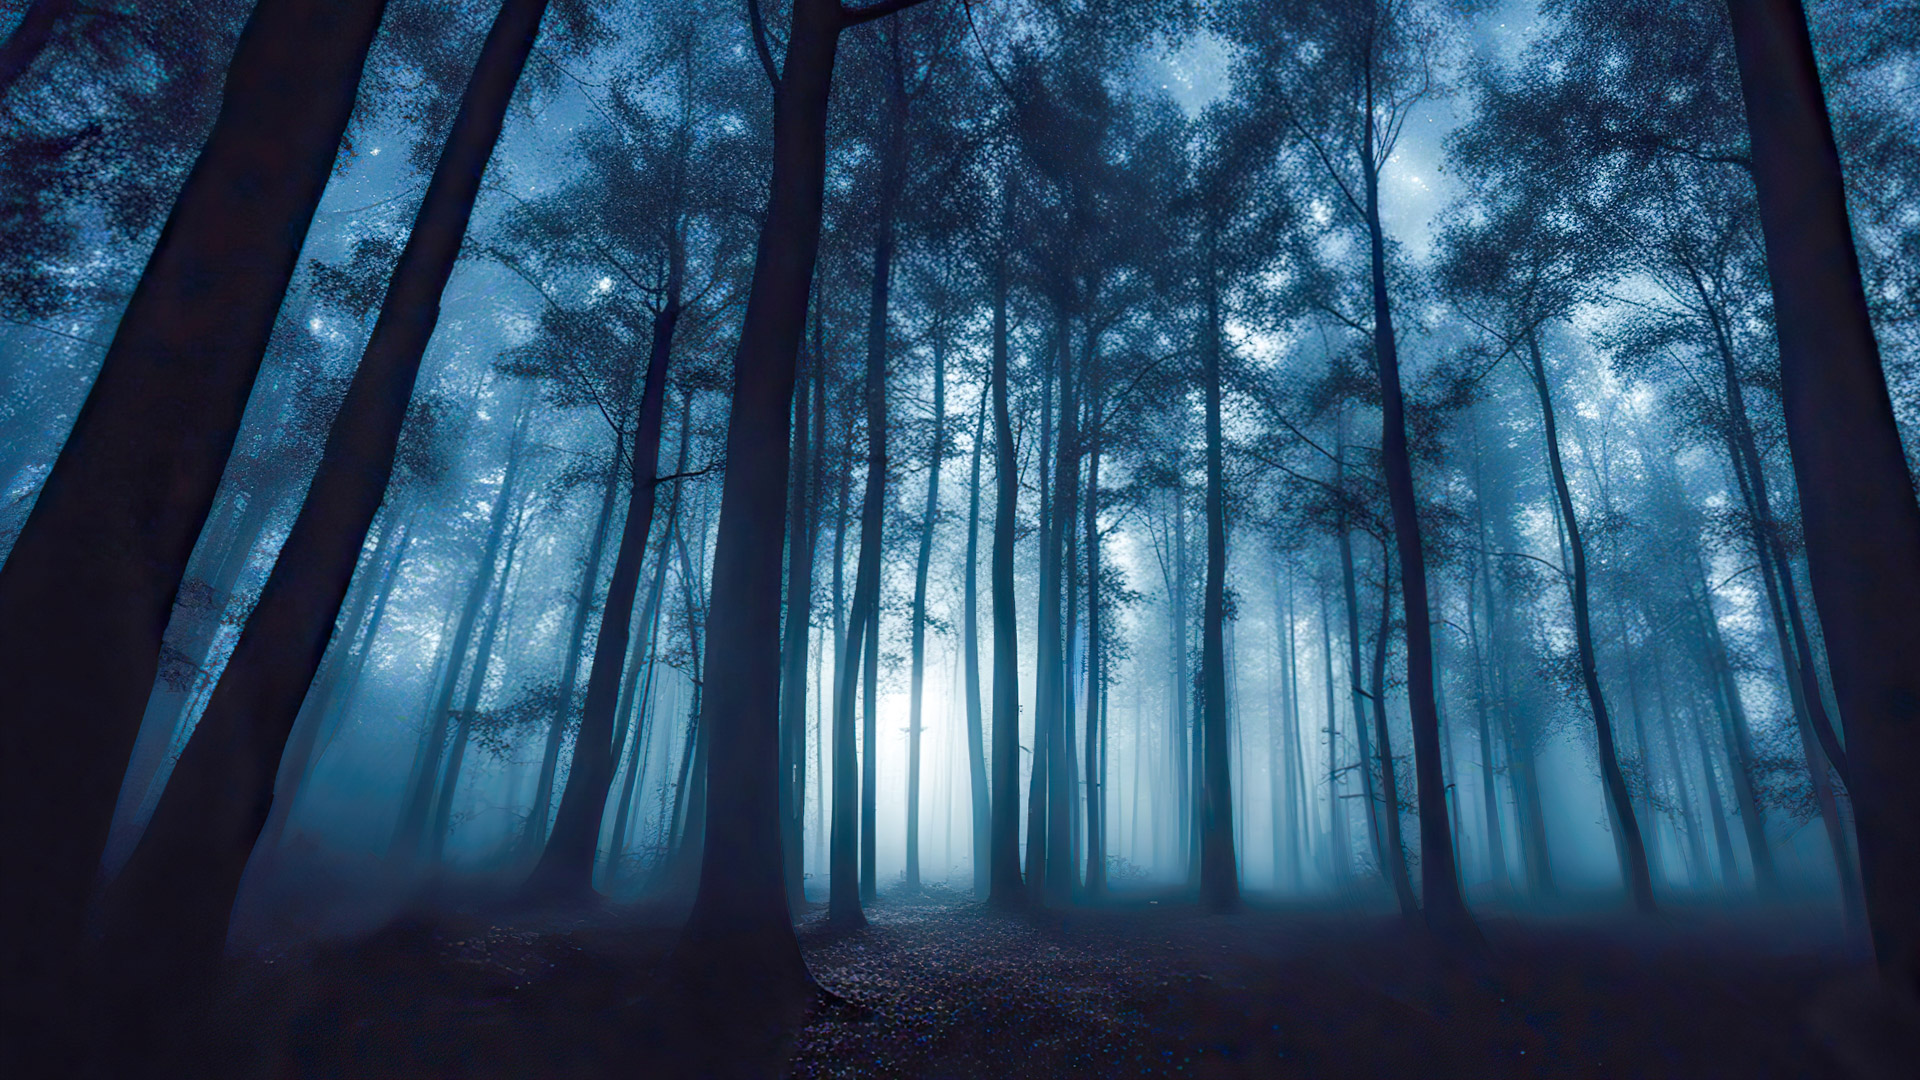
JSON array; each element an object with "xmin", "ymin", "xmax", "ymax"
[
  {"xmin": 1174, "ymin": 480, "xmax": 1196, "ymax": 887},
  {"xmin": 673, "ymin": 4, "xmax": 933, "ymax": 1004},
  {"xmin": 1368, "ymin": 546, "xmax": 1418, "ymax": 916},
  {"xmin": 1728, "ymin": 0, "xmax": 1920, "ymax": 990},
  {"xmin": 987, "ymin": 224, "xmax": 1025, "ymax": 907},
  {"xmin": 0, "ymin": 0, "xmax": 73, "ymax": 100},
  {"xmin": 963, "ymin": 394, "xmax": 991, "ymax": 898},
  {"xmin": 1336, "ymin": 497, "xmax": 1388, "ymax": 881},
  {"xmin": 109, "ymin": 485, "xmax": 280, "ymax": 867},
  {"xmin": 610, "ymin": 399, "xmax": 692, "ymax": 888},
  {"xmin": 1040, "ymin": 311, "xmax": 1082, "ymax": 904},
  {"xmin": 1360, "ymin": 62, "xmax": 1469, "ymax": 935},
  {"xmin": 1198, "ymin": 246, "xmax": 1238, "ymax": 911},
  {"xmin": 1523, "ymin": 330, "xmax": 1654, "ymax": 912},
  {"xmin": 905, "ymin": 329, "xmax": 946, "ymax": 890},
  {"xmin": 527, "ymin": 233, "xmax": 684, "ymax": 899},
  {"xmin": 1083, "ymin": 365, "xmax": 1106, "ymax": 897},
  {"xmin": 1320, "ymin": 582, "xmax": 1349, "ymax": 884},
  {"xmin": 780, "ymin": 320, "xmax": 820, "ymax": 909},
  {"xmin": 0, "ymin": 0, "xmax": 387, "ymax": 1045},
  {"xmin": 1687, "ymin": 557, "xmax": 1776, "ymax": 889},
  {"xmin": 525, "ymin": 431, "xmax": 622, "ymax": 856},
  {"xmin": 1699, "ymin": 286, "xmax": 1850, "ymax": 786},
  {"xmin": 1026, "ymin": 316, "xmax": 1058, "ymax": 897},
  {"xmin": 87, "ymin": 0, "xmax": 542, "ymax": 1059},
  {"xmin": 1467, "ymin": 432, "xmax": 1510, "ymax": 894}
]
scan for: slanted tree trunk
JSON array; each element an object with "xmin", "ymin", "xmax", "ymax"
[
  {"xmin": 1728, "ymin": 0, "xmax": 1920, "ymax": 991},
  {"xmin": 88, "ymin": 1, "xmax": 543, "ymax": 1062},
  {"xmin": 1359, "ymin": 59, "xmax": 1469, "ymax": 935},
  {"xmin": 1522, "ymin": 330, "xmax": 1654, "ymax": 912},
  {"xmin": 0, "ymin": 0, "xmax": 387, "ymax": 1044},
  {"xmin": 905, "ymin": 328, "xmax": 946, "ymax": 890},
  {"xmin": 527, "ymin": 230, "xmax": 684, "ymax": 900},
  {"xmin": 987, "ymin": 225, "xmax": 1025, "ymax": 908},
  {"xmin": 258, "ymin": 508, "xmax": 413, "ymax": 851},
  {"xmin": 963, "ymin": 394, "xmax": 991, "ymax": 898},
  {"xmin": 1198, "ymin": 243, "xmax": 1238, "ymax": 911}
]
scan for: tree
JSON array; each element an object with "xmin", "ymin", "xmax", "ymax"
[
  {"xmin": 1727, "ymin": 0, "xmax": 1920, "ymax": 998},
  {"xmin": 0, "ymin": 0, "xmax": 387, "ymax": 1065},
  {"xmin": 90, "ymin": 0, "xmax": 555, "ymax": 1063},
  {"xmin": 668, "ymin": 0, "xmax": 938, "ymax": 1020}
]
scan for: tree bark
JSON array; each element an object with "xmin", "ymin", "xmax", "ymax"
[
  {"xmin": 1523, "ymin": 330, "xmax": 1654, "ymax": 912},
  {"xmin": 1198, "ymin": 245, "xmax": 1238, "ymax": 911},
  {"xmin": 672, "ymin": 0, "xmax": 935, "ymax": 1007},
  {"xmin": 87, "ymin": 0, "xmax": 541, "ymax": 1060},
  {"xmin": 987, "ymin": 226, "xmax": 1025, "ymax": 907},
  {"xmin": 1727, "ymin": 0, "xmax": 1920, "ymax": 990},
  {"xmin": 1360, "ymin": 64, "xmax": 1470, "ymax": 935},
  {"xmin": 1368, "ymin": 545, "xmax": 1418, "ymax": 917},
  {"xmin": 780, "ymin": 321, "xmax": 820, "ymax": 909},
  {"xmin": 0, "ymin": 0, "xmax": 386, "ymax": 1048},
  {"xmin": 527, "ymin": 228, "xmax": 683, "ymax": 899},
  {"xmin": 963, "ymin": 392, "xmax": 991, "ymax": 898}
]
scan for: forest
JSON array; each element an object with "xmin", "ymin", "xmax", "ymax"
[{"xmin": 1, "ymin": 0, "xmax": 1918, "ymax": 1076}]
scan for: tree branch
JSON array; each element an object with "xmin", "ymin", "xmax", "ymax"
[
  {"xmin": 839, "ymin": 0, "xmax": 937, "ymax": 29},
  {"xmin": 748, "ymin": 0, "xmax": 780, "ymax": 90}
]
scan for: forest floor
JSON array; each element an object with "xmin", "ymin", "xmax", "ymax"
[{"xmin": 206, "ymin": 882, "xmax": 1900, "ymax": 1079}]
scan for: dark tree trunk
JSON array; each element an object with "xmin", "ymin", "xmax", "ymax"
[
  {"xmin": 1083, "ymin": 362, "xmax": 1106, "ymax": 897},
  {"xmin": 1467, "ymin": 432, "xmax": 1510, "ymax": 893},
  {"xmin": 110, "ymin": 484, "xmax": 280, "ymax": 867},
  {"xmin": 1319, "ymin": 582, "xmax": 1349, "ymax": 884},
  {"xmin": 987, "ymin": 230, "xmax": 1025, "ymax": 908},
  {"xmin": 1026, "ymin": 320, "xmax": 1056, "ymax": 897},
  {"xmin": 905, "ymin": 329, "xmax": 946, "ymax": 890},
  {"xmin": 1699, "ymin": 288, "xmax": 1850, "ymax": 787},
  {"xmin": 1727, "ymin": 0, "xmax": 1920, "ymax": 990},
  {"xmin": 672, "ymin": 0, "xmax": 934, "ymax": 1009},
  {"xmin": 1336, "ymin": 487, "xmax": 1389, "ymax": 882},
  {"xmin": 1368, "ymin": 546, "xmax": 1418, "ymax": 917},
  {"xmin": 780, "ymin": 322, "xmax": 820, "ymax": 909},
  {"xmin": 87, "ymin": 0, "xmax": 542, "ymax": 1061},
  {"xmin": 1524, "ymin": 331, "xmax": 1654, "ymax": 912},
  {"xmin": 1198, "ymin": 248, "xmax": 1238, "ymax": 911},
  {"xmin": 526, "ymin": 431, "xmax": 622, "ymax": 857},
  {"xmin": 527, "ymin": 236, "xmax": 683, "ymax": 900},
  {"xmin": 0, "ymin": 0, "xmax": 386, "ymax": 1048},
  {"xmin": 1687, "ymin": 552, "xmax": 1776, "ymax": 890},
  {"xmin": 1360, "ymin": 65, "xmax": 1469, "ymax": 936},
  {"xmin": 610, "ymin": 400, "xmax": 692, "ymax": 887},
  {"xmin": 259, "ymin": 508, "xmax": 411, "ymax": 852},
  {"xmin": 963, "ymin": 394, "xmax": 991, "ymax": 898},
  {"xmin": 1036, "ymin": 309, "xmax": 1081, "ymax": 904}
]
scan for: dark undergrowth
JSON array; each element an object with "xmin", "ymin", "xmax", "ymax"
[{"xmin": 191, "ymin": 887, "xmax": 1897, "ymax": 1079}]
